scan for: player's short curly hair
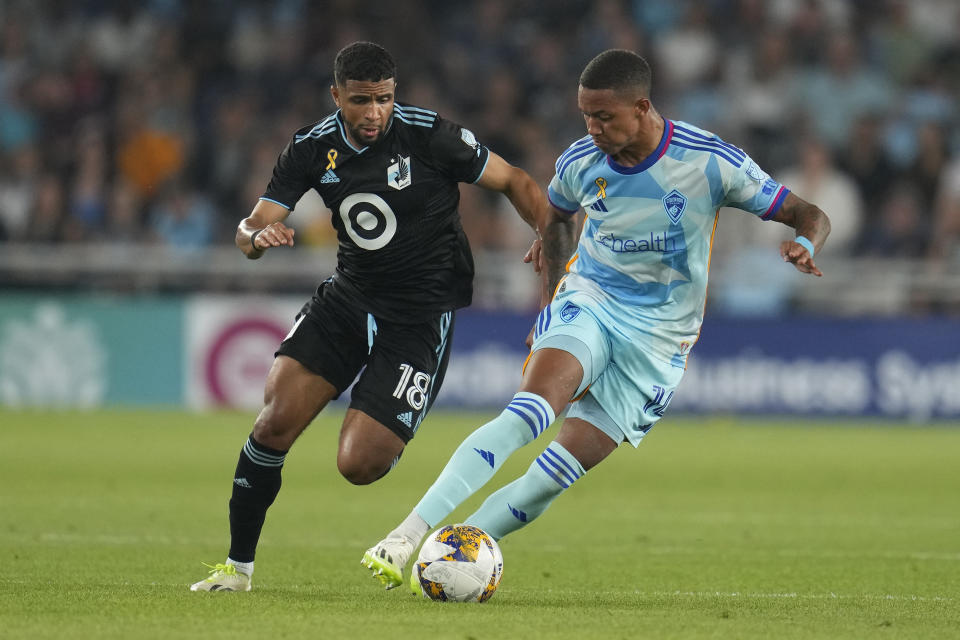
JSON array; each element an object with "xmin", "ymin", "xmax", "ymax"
[
  {"xmin": 579, "ymin": 49, "xmax": 651, "ymax": 97},
  {"xmin": 334, "ymin": 41, "xmax": 397, "ymax": 87}
]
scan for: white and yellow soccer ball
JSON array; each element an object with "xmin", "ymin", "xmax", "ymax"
[{"xmin": 411, "ymin": 524, "xmax": 503, "ymax": 602}]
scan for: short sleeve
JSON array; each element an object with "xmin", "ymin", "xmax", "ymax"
[
  {"xmin": 547, "ymin": 174, "xmax": 580, "ymax": 214},
  {"xmin": 261, "ymin": 138, "xmax": 314, "ymax": 210},
  {"xmin": 428, "ymin": 117, "xmax": 490, "ymax": 184},
  {"xmin": 722, "ymin": 154, "xmax": 789, "ymax": 221}
]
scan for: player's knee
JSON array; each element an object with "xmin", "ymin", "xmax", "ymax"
[{"xmin": 337, "ymin": 453, "xmax": 390, "ymax": 485}]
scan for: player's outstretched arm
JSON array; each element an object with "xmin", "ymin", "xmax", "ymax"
[
  {"xmin": 236, "ymin": 199, "xmax": 295, "ymax": 260},
  {"xmin": 474, "ymin": 151, "xmax": 548, "ymax": 232},
  {"xmin": 474, "ymin": 152, "xmax": 577, "ymax": 292},
  {"xmin": 770, "ymin": 192, "xmax": 831, "ymax": 277}
]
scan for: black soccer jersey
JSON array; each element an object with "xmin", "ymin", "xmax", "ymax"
[{"xmin": 262, "ymin": 103, "xmax": 490, "ymax": 322}]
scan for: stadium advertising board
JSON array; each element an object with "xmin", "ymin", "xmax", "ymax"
[
  {"xmin": 444, "ymin": 311, "xmax": 960, "ymax": 420},
  {"xmin": 183, "ymin": 296, "xmax": 303, "ymax": 409},
  {"xmin": 0, "ymin": 295, "xmax": 182, "ymax": 407},
  {"xmin": 1, "ymin": 295, "xmax": 955, "ymax": 419},
  {"xmin": 675, "ymin": 317, "xmax": 960, "ymax": 421}
]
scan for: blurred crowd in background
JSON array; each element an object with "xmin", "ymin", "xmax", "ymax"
[{"xmin": 1, "ymin": 0, "xmax": 959, "ymax": 309}]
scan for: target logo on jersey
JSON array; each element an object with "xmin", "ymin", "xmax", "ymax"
[{"xmin": 338, "ymin": 193, "xmax": 398, "ymax": 250}]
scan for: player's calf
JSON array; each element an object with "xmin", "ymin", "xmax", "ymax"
[{"xmin": 466, "ymin": 441, "xmax": 586, "ymax": 539}]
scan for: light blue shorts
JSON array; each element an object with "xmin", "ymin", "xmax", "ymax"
[{"xmin": 530, "ymin": 285, "xmax": 685, "ymax": 447}]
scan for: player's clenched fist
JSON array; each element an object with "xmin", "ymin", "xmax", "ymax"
[{"xmin": 252, "ymin": 223, "xmax": 295, "ymax": 250}]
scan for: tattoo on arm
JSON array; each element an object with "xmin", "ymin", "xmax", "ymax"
[
  {"xmin": 541, "ymin": 214, "xmax": 578, "ymax": 293},
  {"xmin": 773, "ymin": 193, "xmax": 831, "ymax": 253}
]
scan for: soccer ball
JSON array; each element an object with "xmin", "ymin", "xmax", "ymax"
[{"xmin": 411, "ymin": 524, "xmax": 503, "ymax": 602}]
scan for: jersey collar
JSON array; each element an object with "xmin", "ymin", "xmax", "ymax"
[{"xmin": 606, "ymin": 119, "xmax": 674, "ymax": 175}]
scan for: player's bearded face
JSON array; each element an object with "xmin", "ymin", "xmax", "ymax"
[
  {"xmin": 332, "ymin": 78, "xmax": 396, "ymax": 147},
  {"xmin": 578, "ymin": 87, "xmax": 643, "ymax": 158}
]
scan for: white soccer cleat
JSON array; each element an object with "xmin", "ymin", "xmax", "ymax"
[
  {"xmin": 189, "ymin": 563, "xmax": 252, "ymax": 592},
  {"xmin": 361, "ymin": 537, "xmax": 415, "ymax": 590}
]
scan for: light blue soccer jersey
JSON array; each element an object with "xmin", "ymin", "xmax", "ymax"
[{"xmin": 547, "ymin": 119, "xmax": 789, "ymax": 366}]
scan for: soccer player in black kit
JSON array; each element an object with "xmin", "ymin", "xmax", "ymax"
[{"xmin": 190, "ymin": 41, "xmax": 552, "ymax": 591}]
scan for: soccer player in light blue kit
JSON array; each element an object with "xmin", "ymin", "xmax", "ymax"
[{"xmin": 362, "ymin": 49, "xmax": 831, "ymax": 589}]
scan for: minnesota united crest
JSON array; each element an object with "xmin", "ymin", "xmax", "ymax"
[
  {"xmin": 387, "ymin": 155, "xmax": 412, "ymax": 190},
  {"xmin": 662, "ymin": 189, "xmax": 687, "ymax": 225}
]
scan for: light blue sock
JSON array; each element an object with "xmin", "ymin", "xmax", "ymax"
[
  {"xmin": 414, "ymin": 392, "xmax": 555, "ymax": 526},
  {"xmin": 465, "ymin": 441, "xmax": 585, "ymax": 540}
]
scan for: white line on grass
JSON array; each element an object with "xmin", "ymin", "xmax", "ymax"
[
  {"xmin": 0, "ymin": 579, "xmax": 953, "ymax": 604},
  {"xmin": 640, "ymin": 545, "xmax": 960, "ymax": 562},
  {"xmin": 645, "ymin": 591, "xmax": 955, "ymax": 603},
  {"xmin": 635, "ymin": 511, "xmax": 959, "ymax": 529}
]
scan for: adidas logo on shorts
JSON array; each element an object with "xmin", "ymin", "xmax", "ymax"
[{"xmin": 396, "ymin": 411, "xmax": 413, "ymax": 427}]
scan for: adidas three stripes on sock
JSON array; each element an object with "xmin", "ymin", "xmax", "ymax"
[
  {"xmin": 414, "ymin": 392, "xmax": 555, "ymax": 527},
  {"xmin": 228, "ymin": 435, "xmax": 286, "ymax": 563},
  {"xmin": 466, "ymin": 440, "xmax": 585, "ymax": 540}
]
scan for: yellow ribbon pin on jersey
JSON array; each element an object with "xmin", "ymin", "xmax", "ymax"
[
  {"xmin": 595, "ymin": 177, "xmax": 607, "ymax": 199},
  {"xmin": 326, "ymin": 149, "xmax": 338, "ymax": 170}
]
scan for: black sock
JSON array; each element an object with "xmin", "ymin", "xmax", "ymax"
[{"xmin": 228, "ymin": 434, "xmax": 287, "ymax": 563}]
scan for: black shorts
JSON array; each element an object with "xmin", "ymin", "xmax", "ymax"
[{"xmin": 276, "ymin": 279, "xmax": 456, "ymax": 443}]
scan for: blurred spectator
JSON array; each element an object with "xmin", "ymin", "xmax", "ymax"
[
  {"xmin": 796, "ymin": 31, "xmax": 893, "ymax": 151},
  {"xmin": 65, "ymin": 124, "xmax": 109, "ymax": 241},
  {"xmin": 780, "ymin": 0, "xmax": 848, "ymax": 67},
  {"xmin": 725, "ymin": 29, "xmax": 798, "ymax": 169},
  {"xmin": 0, "ymin": 15, "xmax": 31, "ymax": 102},
  {"xmin": 0, "ymin": 81, "xmax": 37, "ymax": 152},
  {"xmin": 929, "ymin": 158, "xmax": 960, "ymax": 264},
  {"xmin": 103, "ymin": 180, "xmax": 145, "ymax": 245},
  {"xmin": 149, "ymin": 181, "xmax": 214, "ymax": 250},
  {"xmin": 116, "ymin": 114, "xmax": 186, "ymax": 199},
  {"xmin": 776, "ymin": 138, "xmax": 864, "ymax": 256},
  {"xmin": 884, "ymin": 69, "xmax": 955, "ymax": 170},
  {"xmin": 838, "ymin": 114, "xmax": 897, "ymax": 239},
  {"xmin": 906, "ymin": 122, "xmax": 950, "ymax": 214},
  {"xmin": 653, "ymin": 3, "xmax": 719, "ymax": 98},
  {"xmin": 631, "ymin": 0, "xmax": 683, "ymax": 34},
  {"xmin": 0, "ymin": 143, "xmax": 40, "ymax": 241},
  {"xmin": 66, "ymin": 44, "xmax": 110, "ymax": 117},
  {"xmin": 871, "ymin": 0, "xmax": 934, "ymax": 85},
  {"xmin": 708, "ymin": 244, "xmax": 804, "ymax": 316},
  {"xmin": 476, "ymin": 68, "xmax": 525, "ymax": 162},
  {"xmin": 857, "ymin": 181, "xmax": 929, "ymax": 257},
  {"xmin": 581, "ymin": 0, "xmax": 645, "ymax": 60},
  {"xmin": 204, "ymin": 91, "xmax": 259, "ymax": 215},
  {"xmin": 26, "ymin": 172, "xmax": 65, "ymax": 243},
  {"xmin": 87, "ymin": 5, "xmax": 159, "ymax": 73}
]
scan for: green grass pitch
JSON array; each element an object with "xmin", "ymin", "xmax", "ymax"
[{"xmin": 1, "ymin": 408, "xmax": 958, "ymax": 639}]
